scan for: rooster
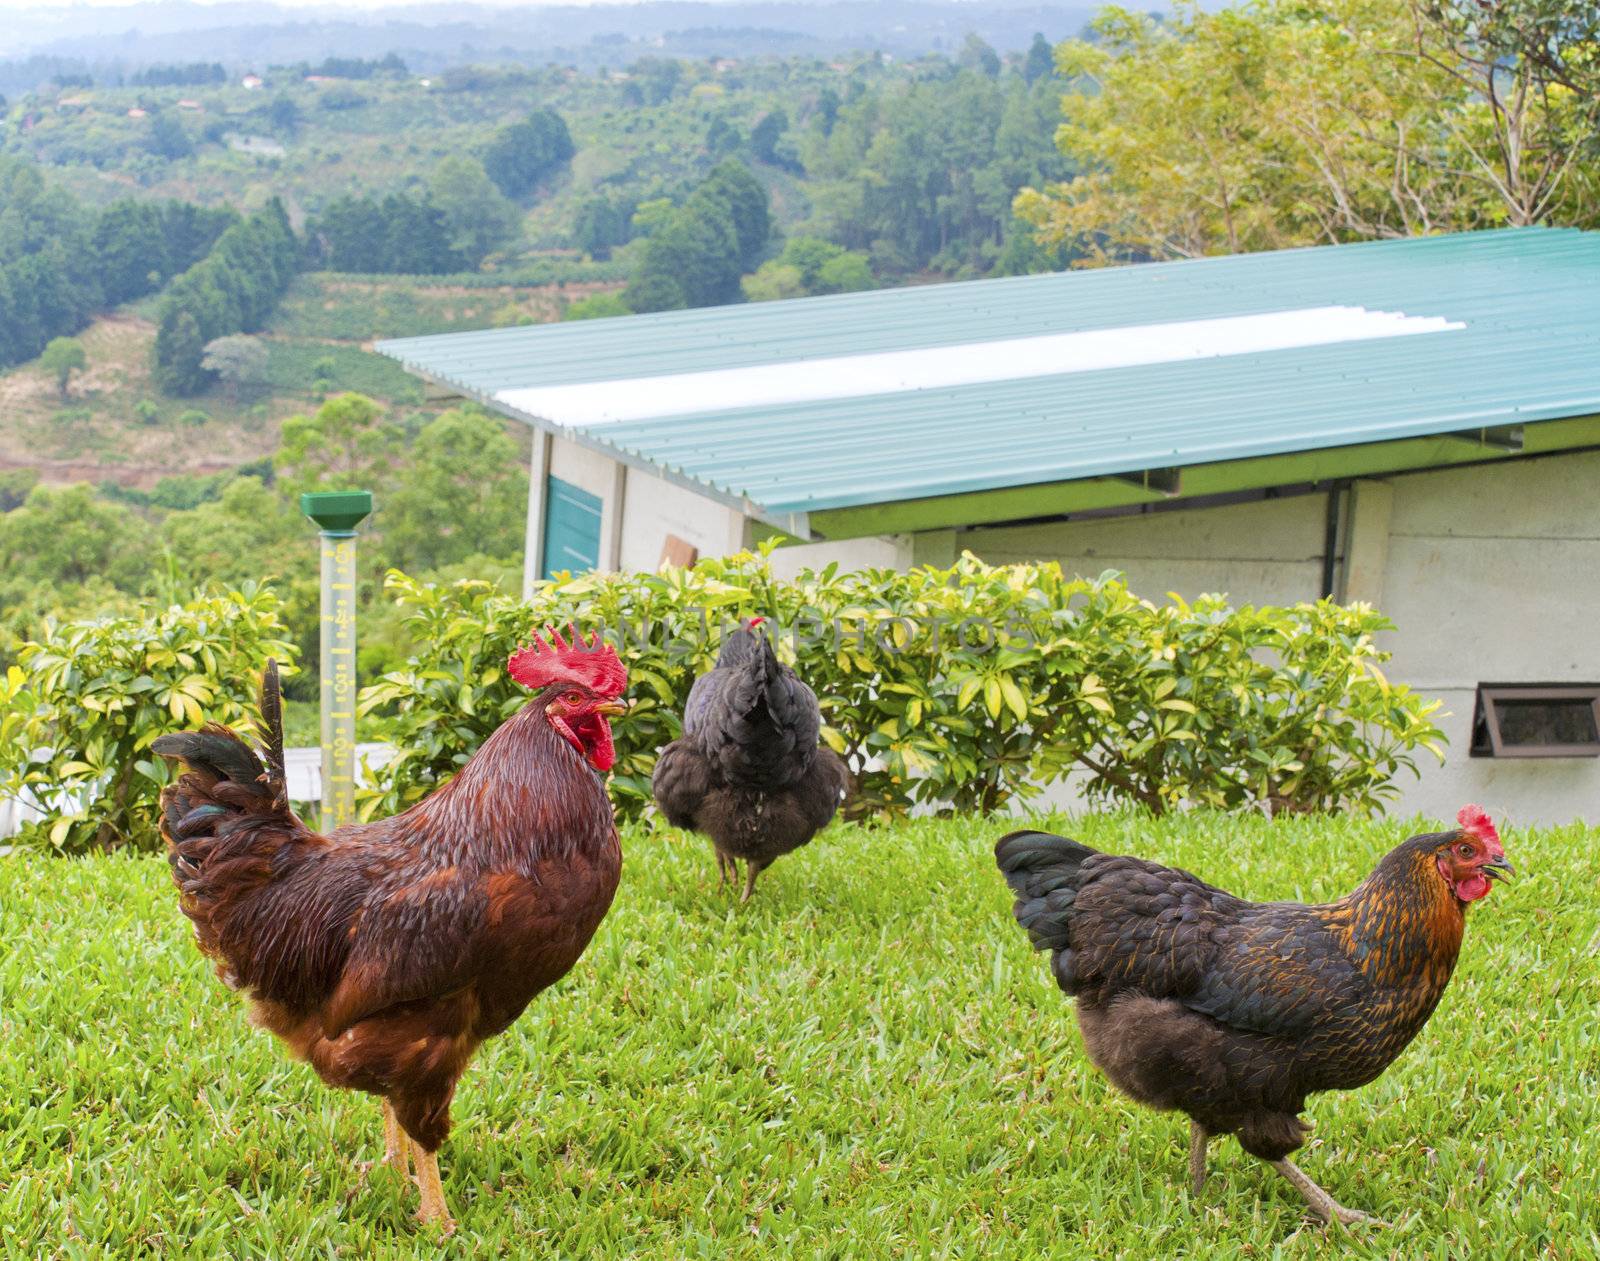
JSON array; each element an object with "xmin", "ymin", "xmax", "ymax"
[
  {"xmin": 152, "ymin": 629, "xmax": 628, "ymax": 1233},
  {"xmin": 994, "ymin": 806, "xmax": 1512, "ymax": 1227},
  {"xmin": 651, "ymin": 617, "xmax": 847, "ymax": 900}
]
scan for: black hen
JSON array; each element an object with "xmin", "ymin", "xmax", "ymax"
[
  {"xmin": 652, "ymin": 619, "xmax": 848, "ymax": 900},
  {"xmin": 994, "ymin": 815, "xmax": 1511, "ymax": 1227}
]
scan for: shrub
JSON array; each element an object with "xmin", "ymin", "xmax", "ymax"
[
  {"xmin": 0, "ymin": 584, "xmax": 296, "ymax": 853},
  {"xmin": 358, "ymin": 552, "xmax": 1444, "ymax": 825}
]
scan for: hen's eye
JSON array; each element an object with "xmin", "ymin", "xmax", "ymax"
[{"xmin": 1457, "ymin": 843, "xmax": 1474, "ymax": 858}]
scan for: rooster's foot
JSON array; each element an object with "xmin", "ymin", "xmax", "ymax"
[{"xmin": 382, "ymin": 1100, "xmax": 412, "ymax": 1177}]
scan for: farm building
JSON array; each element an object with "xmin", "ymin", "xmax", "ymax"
[{"xmin": 378, "ymin": 228, "xmax": 1600, "ymax": 824}]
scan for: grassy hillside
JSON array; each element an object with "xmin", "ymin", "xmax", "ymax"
[
  {"xmin": 2, "ymin": 812, "xmax": 1594, "ymax": 1257},
  {"xmin": 0, "ymin": 267, "xmax": 623, "ymax": 490}
]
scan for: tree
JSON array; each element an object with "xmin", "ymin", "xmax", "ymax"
[
  {"xmin": 0, "ymin": 483, "xmax": 154, "ymax": 590},
  {"xmin": 699, "ymin": 159, "xmax": 771, "ymax": 271},
  {"xmin": 626, "ymin": 192, "xmax": 741, "ymax": 311},
  {"xmin": 706, "ymin": 116, "xmax": 742, "ymax": 158},
  {"xmin": 1404, "ymin": 0, "xmax": 1600, "ymax": 226},
  {"xmin": 153, "ymin": 202, "xmax": 298, "ymax": 394},
  {"xmin": 201, "ymin": 335, "xmax": 269, "ymax": 399},
  {"xmin": 1023, "ymin": 33, "xmax": 1056, "ymax": 85},
  {"xmin": 1015, "ymin": 0, "xmax": 1600, "ymax": 266},
  {"xmin": 481, "ymin": 109, "xmax": 575, "ymax": 199},
  {"xmin": 274, "ymin": 393, "xmax": 404, "ymax": 507},
  {"xmin": 742, "ymin": 238, "xmax": 875, "ymax": 300},
  {"xmin": 267, "ymin": 94, "xmax": 301, "ymax": 133},
  {"xmin": 39, "ymin": 336, "xmax": 87, "ymax": 397},
  {"xmin": 154, "ymin": 309, "xmax": 208, "ymax": 395},
  {"xmin": 815, "ymin": 251, "xmax": 875, "ymax": 294},
  {"xmin": 750, "ymin": 109, "xmax": 789, "ymax": 165},
  {"xmin": 147, "ymin": 110, "xmax": 193, "ymax": 159},
  {"xmin": 573, "ymin": 192, "xmax": 636, "ymax": 259},
  {"xmin": 0, "ymin": 469, "xmax": 38, "ymax": 513},
  {"xmin": 959, "ymin": 33, "xmax": 1002, "ymax": 78},
  {"xmin": 384, "ymin": 409, "xmax": 528, "ymax": 572},
  {"xmin": 428, "ymin": 156, "xmax": 521, "ymax": 268},
  {"xmin": 742, "ymin": 261, "xmax": 807, "ymax": 302}
]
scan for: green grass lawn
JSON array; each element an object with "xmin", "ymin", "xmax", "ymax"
[{"xmin": 2, "ymin": 812, "xmax": 1595, "ymax": 1258}]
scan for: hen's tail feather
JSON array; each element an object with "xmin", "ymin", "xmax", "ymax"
[{"xmin": 994, "ymin": 830, "xmax": 1098, "ymax": 957}]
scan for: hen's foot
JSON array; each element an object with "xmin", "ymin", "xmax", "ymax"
[
  {"xmin": 1188, "ymin": 1121, "xmax": 1209, "ymax": 1197},
  {"xmin": 411, "ymin": 1140, "xmax": 456, "ymax": 1236},
  {"xmin": 741, "ymin": 861, "xmax": 761, "ymax": 903},
  {"xmin": 1270, "ymin": 1157, "xmax": 1388, "ymax": 1229},
  {"xmin": 382, "ymin": 1100, "xmax": 411, "ymax": 1176}
]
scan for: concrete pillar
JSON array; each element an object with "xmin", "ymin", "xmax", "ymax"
[
  {"xmin": 600, "ymin": 460, "xmax": 628, "ymax": 571},
  {"xmin": 522, "ymin": 431, "xmax": 552, "ymax": 597},
  {"xmin": 912, "ymin": 528, "xmax": 959, "ymax": 568},
  {"xmin": 1338, "ymin": 479, "xmax": 1394, "ymax": 606}
]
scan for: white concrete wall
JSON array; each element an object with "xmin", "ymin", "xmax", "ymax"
[
  {"xmin": 1373, "ymin": 452, "xmax": 1600, "ymax": 825},
  {"xmin": 618, "ymin": 466, "xmax": 746, "ymax": 571},
  {"xmin": 767, "ymin": 534, "xmax": 915, "ymax": 580},
  {"xmin": 963, "ymin": 493, "xmax": 1330, "ymax": 607}
]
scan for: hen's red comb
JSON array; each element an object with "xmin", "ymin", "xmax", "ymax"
[
  {"xmin": 747, "ymin": 616, "xmax": 766, "ymax": 628},
  {"xmin": 507, "ymin": 624, "xmax": 627, "ymax": 698},
  {"xmin": 1457, "ymin": 804, "xmax": 1502, "ymax": 851}
]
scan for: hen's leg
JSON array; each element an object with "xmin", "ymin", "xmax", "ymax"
[
  {"xmin": 741, "ymin": 859, "xmax": 767, "ymax": 903},
  {"xmin": 382, "ymin": 1099, "xmax": 411, "ymax": 1176},
  {"xmin": 1188, "ymin": 1121, "xmax": 1210, "ymax": 1196},
  {"xmin": 1270, "ymin": 1158, "xmax": 1386, "ymax": 1228},
  {"xmin": 715, "ymin": 849, "xmax": 734, "ymax": 887},
  {"xmin": 411, "ymin": 1139, "xmax": 456, "ymax": 1235}
]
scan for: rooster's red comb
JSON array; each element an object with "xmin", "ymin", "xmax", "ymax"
[
  {"xmin": 1457, "ymin": 804, "xmax": 1501, "ymax": 851},
  {"xmin": 507, "ymin": 624, "xmax": 627, "ymax": 698}
]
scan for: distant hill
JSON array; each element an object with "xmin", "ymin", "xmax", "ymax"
[{"xmin": 1, "ymin": 2, "xmax": 1100, "ymax": 89}]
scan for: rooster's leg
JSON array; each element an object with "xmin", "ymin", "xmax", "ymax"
[
  {"xmin": 1270, "ymin": 1158, "xmax": 1386, "ymax": 1228},
  {"xmin": 382, "ymin": 1099, "xmax": 411, "ymax": 1176},
  {"xmin": 410, "ymin": 1139, "xmax": 456, "ymax": 1235},
  {"xmin": 1188, "ymin": 1121, "xmax": 1209, "ymax": 1196}
]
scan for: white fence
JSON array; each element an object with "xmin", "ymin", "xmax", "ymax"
[{"xmin": 0, "ymin": 744, "xmax": 396, "ymax": 841}]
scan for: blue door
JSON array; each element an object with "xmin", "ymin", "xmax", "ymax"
[{"xmin": 541, "ymin": 476, "xmax": 602, "ymax": 579}]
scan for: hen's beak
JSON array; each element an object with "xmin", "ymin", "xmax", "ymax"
[
  {"xmin": 1482, "ymin": 856, "xmax": 1515, "ymax": 882},
  {"xmin": 593, "ymin": 700, "xmax": 627, "ymax": 719}
]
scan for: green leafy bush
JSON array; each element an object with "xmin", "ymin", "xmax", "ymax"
[
  {"xmin": 358, "ymin": 551, "xmax": 1444, "ymax": 825},
  {"xmin": 0, "ymin": 584, "xmax": 296, "ymax": 853}
]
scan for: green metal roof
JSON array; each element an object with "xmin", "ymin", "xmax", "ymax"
[{"xmin": 377, "ymin": 228, "xmax": 1600, "ymax": 537}]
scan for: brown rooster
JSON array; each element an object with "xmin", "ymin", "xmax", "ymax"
[
  {"xmin": 153, "ymin": 630, "xmax": 628, "ymax": 1233},
  {"xmin": 994, "ymin": 806, "xmax": 1512, "ymax": 1227}
]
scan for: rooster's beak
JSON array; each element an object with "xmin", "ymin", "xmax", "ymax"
[
  {"xmin": 594, "ymin": 700, "xmax": 627, "ymax": 719},
  {"xmin": 1482, "ymin": 857, "xmax": 1515, "ymax": 882}
]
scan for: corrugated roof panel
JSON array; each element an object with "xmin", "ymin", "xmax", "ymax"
[{"xmin": 376, "ymin": 228, "xmax": 1600, "ymax": 519}]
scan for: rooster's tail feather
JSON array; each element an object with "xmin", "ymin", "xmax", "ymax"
[{"xmin": 153, "ymin": 666, "xmax": 308, "ymax": 975}]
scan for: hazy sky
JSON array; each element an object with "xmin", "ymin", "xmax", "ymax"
[
  {"xmin": 0, "ymin": 0, "xmax": 668, "ymax": 10},
  {"xmin": 3, "ymin": 0, "xmax": 666, "ymax": 7}
]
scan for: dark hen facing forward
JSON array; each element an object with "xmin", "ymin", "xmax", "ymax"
[{"xmin": 652, "ymin": 619, "xmax": 848, "ymax": 900}]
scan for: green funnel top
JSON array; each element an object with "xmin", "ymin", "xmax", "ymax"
[{"xmin": 300, "ymin": 490, "xmax": 373, "ymax": 535}]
